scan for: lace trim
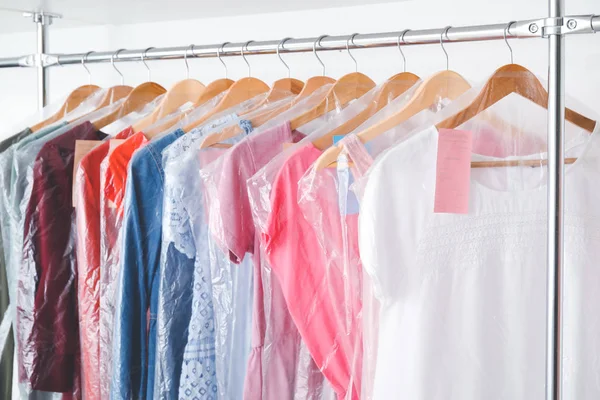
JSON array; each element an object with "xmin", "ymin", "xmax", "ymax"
[
  {"xmin": 163, "ymin": 113, "xmax": 240, "ymax": 257},
  {"xmin": 415, "ymin": 211, "xmax": 600, "ymax": 272}
]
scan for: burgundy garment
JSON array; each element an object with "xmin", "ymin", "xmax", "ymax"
[{"xmin": 20, "ymin": 121, "xmax": 107, "ymax": 394}]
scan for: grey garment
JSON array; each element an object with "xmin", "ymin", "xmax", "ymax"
[{"xmin": 0, "ymin": 127, "xmax": 32, "ymax": 400}]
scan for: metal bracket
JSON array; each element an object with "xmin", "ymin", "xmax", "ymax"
[
  {"xmin": 22, "ymin": 11, "xmax": 62, "ymax": 26},
  {"xmin": 17, "ymin": 54, "xmax": 59, "ymax": 68},
  {"xmin": 541, "ymin": 15, "xmax": 597, "ymax": 37}
]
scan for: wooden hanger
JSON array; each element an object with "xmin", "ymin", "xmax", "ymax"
[
  {"xmin": 300, "ymin": 34, "xmax": 378, "ymax": 149},
  {"xmin": 132, "ymin": 45, "xmax": 207, "ymax": 134},
  {"xmin": 132, "ymin": 78, "xmax": 205, "ymax": 134},
  {"xmin": 192, "ymin": 43, "xmax": 237, "ymax": 107},
  {"xmin": 450, "ymin": 23, "xmax": 595, "ymax": 168},
  {"xmin": 90, "ymin": 85, "xmax": 133, "ymax": 111},
  {"xmin": 241, "ymin": 78, "xmax": 304, "ymax": 115},
  {"xmin": 200, "ymin": 72, "xmax": 370, "ymax": 150},
  {"xmin": 314, "ymin": 70, "xmax": 471, "ymax": 170},
  {"xmin": 438, "ymin": 20, "xmax": 596, "ymax": 134},
  {"xmin": 240, "ymin": 38, "xmax": 305, "ymax": 115},
  {"xmin": 198, "ymin": 37, "xmax": 333, "ymax": 149},
  {"xmin": 184, "ymin": 77, "xmax": 269, "ymax": 133},
  {"xmin": 198, "ymin": 77, "xmax": 303, "ymax": 149},
  {"xmin": 31, "ymin": 51, "xmax": 109, "ymax": 132},
  {"xmin": 92, "ymin": 82, "xmax": 166, "ymax": 129},
  {"xmin": 147, "ymin": 44, "xmax": 237, "ymax": 136},
  {"xmin": 317, "ymin": 72, "xmax": 420, "ymax": 142},
  {"xmin": 295, "ymin": 76, "xmax": 336, "ymax": 101},
  {"xmin": 193, "ymin": 78, "xmax": 235, "ymax": 107},
  {"xmin": 292, "ymin": 71, "xmax": 375, "ymax": 150},
  {"xmin": 92, "ymin": 48, "xmax": 168, "ymax": 130},
  {"xmin": 198, "ymin": 88, "xmax": 297, "ymax": 149},
  {"xmin": 140, "ymin": 78, "xmax": 234, "ymax": 137},
  {"xmin": 437, "ymin": 63, "xmax": 596, "ymax": 132},
  {"xmin": 31, "ymin": 84, "xmax": 100, "ymax": 132},
  {"xmin": 184, "ymin": 41, "xmax": 270, "ymax": 133},
  {"xmin": 442, "ymin": 63, "xmax": 596, "ymax": 168}
]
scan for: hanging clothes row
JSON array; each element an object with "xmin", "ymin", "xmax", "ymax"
[{"xmin": 0, "ymin": 25, "xmax": 599, "ymax": 400}]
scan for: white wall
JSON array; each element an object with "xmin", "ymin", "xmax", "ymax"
[{"xmin": 0, "ymin": 0, "xmax": 599, "ymax": 138}]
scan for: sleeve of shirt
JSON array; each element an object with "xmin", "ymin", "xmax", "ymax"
[
  {"xmin": 209, "ymin": 147, "xmax": 255, "ymax": 264},
  {"xmin": 110, "ymin": 149, "xmax": 162, "ymax": 400},
  {"xmin": 21, "ymin": 143, "xmax": 78, "ymax": 393}
]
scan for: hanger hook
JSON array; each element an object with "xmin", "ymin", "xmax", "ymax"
[
  {"xmin": 503, "ymin": 21, "xmax": 516, "ymax": 64},
  {"xmin": 217, "ymin": 42, "xmax": 230, "ymax": 79},
  {"xmin": 440, "ymin": 26, "xmax": 451, "ymax": 70},
  {"xmin": 141, "ymin": 47, "xmax": 154, "ymax": 82},
  {"xmin": 313, "ymin": 35, "xmax": 328, "ymax": 76},
  {"xmin": 81, "ymin": 51, "xmax": 94, "ymax": 85},
  {"xmin": 397, "ymin": 29, "xmax": 410, "ymax": 73},
  {"xmin": 346, "ymin": 33, "xmax": 359, "ymax": 73},
  {"xmin": 111, "ymin": 48, "xmax": 126, "ymax": 85},
  {"xmin": 241, "ymin": 40, "xmax": 254, "ymax": 77},
  {"xmin": 277, "ymin": 37, "xmax": 292, "ymax": 78},
  {"xmin": 184, "ymin": 44, "xmax": 194, "ymax": 79}
]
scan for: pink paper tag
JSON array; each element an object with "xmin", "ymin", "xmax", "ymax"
[{"xmin": 434, "ymin": 129, "xmax": 472, "ymax": 214}]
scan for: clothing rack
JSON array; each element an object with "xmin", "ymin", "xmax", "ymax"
[{"xmin": 0, "ymin": 3, "xmax": 598, "ymax": 399}]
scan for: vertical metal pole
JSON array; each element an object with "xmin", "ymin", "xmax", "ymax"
[
  {"xmin": 36, "ymin": 14, "xmax": 49, "ymax": 109},
  {"xmin": 545, "ymin": 0, "xmax": 565, "ymax": 399}
]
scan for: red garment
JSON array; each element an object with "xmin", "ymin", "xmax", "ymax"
[
  {"xmin": 20, "ymin": 121, "xmax": 106, "ymax": 394},
  {"xmin": 75, "ymin": 127, "xmax": 133, "ymax": 400},
  {"xmin": 104, "ymin": 132, "xmax": 148, "ymax": 214},
  {"xmin": 98, "ymin": 131, "xmax": 147, "ymax": 400}
]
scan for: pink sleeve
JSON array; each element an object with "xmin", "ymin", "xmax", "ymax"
[{"xmin": 211, "ymin": 146, "xmax": 256, "ymax": 264}]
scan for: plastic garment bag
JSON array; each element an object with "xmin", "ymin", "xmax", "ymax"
[
  {"xmin": 101, "ymin": 93, "xmax": 166, "ymax": 136},
  {"xmin": 358, "ymin": 70, "xmax": 600, "ymax": 399},
  {"xmin": 154, "ymin": 93, "xmax": 297, "ymax": 400},
  {"xmin": 141, "ymin": 91, "xmax": 229, "ymax": 139},
  {"xmin": 243, "ymin": 80, "xmax": 417, "ymax": 400},
  {"xmin": 15, "ymin": 94, "xmax": 125, "ymax": 399},
  {"xmin": 75, "ymin": 129, "xmax": 151, "ymax": 399},
  {"xmin": 0, "ymin": 90, "xmax": 104, "ymax": 400},
  {"xmin": 295, "ymin": 81, "xmax": 491, "ymax": 399},
  {"xmin": 198, "ymin": 84, "xmax": 355, "ymax": 400},
  {"xmin": 1, "ymin": 92, "xmax": 94, "ymax": 358},
  {"xmin": 76, "ymin": 97, "xmax": 171, "ymax": 400}
]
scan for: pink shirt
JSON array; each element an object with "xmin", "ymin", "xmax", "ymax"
[
  {"xmin": 202, "ymin": 122, "xmax": 324, "ymax": 400},
  {"xmin": 264, "ymin": 134, "xmax": 374, "ymax": 400}
]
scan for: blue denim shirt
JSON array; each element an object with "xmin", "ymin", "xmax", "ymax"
[
  {"xmin": 110, "ymin": 129, "xmax": 184, "ymax": 400},
  {"xmin": 153, "ymin": 114, "xmax": 237, "ymax": 399}
]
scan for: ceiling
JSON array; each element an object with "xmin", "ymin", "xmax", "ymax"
[{"xmin": 0, "ymin": 0, "xmax": 405, "ymax": 33}]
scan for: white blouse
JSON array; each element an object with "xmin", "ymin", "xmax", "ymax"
[{"xmin": 359, "ymin": 123, "xmax": 600, "ymax": 399}]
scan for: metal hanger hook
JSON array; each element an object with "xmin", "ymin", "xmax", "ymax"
[
  {"xmin": 503, "ymin": 21, "xmax": 516, "ymax": 64},
  {"xmin": 141, "ymin": 47, "xmax": 154, "ymax": 82},
  {"xmin": 313, "ymin": 35, "xmax": 328, "ymax": 76},
  {"xmin": 81, "ymin": 51, "xmax": 94, "ymax": 85},
  {"xmin": 217, "ymin": 42, "xmax": 230, "ymax": 79},
  {"xmin": 184, "ymin": 44, "xmax": 194, "ymax": 79},
  {"xmin": 346, "ymin": 33, "xmax": 359, "ymax": 73},
  {"xmin": 440, "ymin": 26, "xmax": 451, "ymax": 70},
  {"xmin": 277, "ymin": 37, "xmax": 292, "ymax": 78},
  {"xmin": 241, "ymin": 40, "xmax": 255, "ymax": 77},
  {"xmin": 111, "ymin": 48, "xmax": 126, "ymax": 85},
  {"xmin": 397, "ymin": 29, "xmax": 410, "ymax": 73}
]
